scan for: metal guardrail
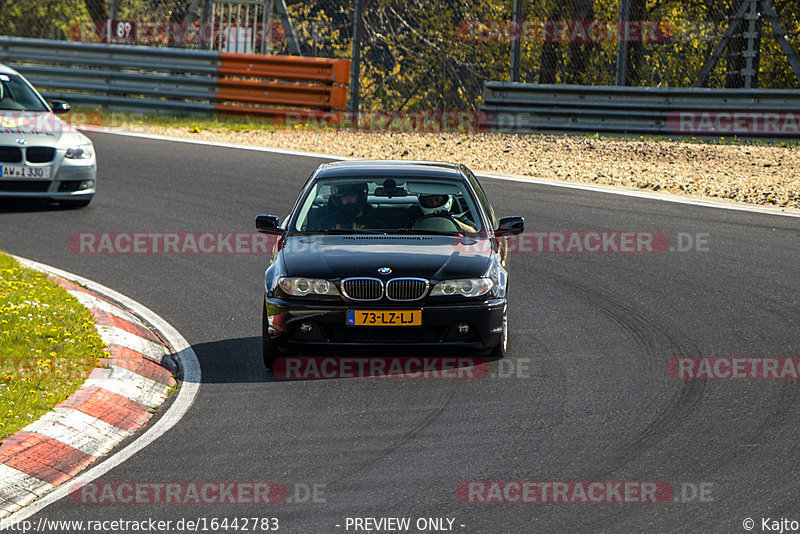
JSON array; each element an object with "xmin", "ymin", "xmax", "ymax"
[
  {"xmin": 218, "ymin": 53, "xmax": 351, "ymax": 84},
  {"xmin": 0, "ymin": 36, "xmax": 350, "ymax": 116},
  {"xmin": 481, "ymin": 82, "xmax": 800, "ymax": 138},
  {"xmin": 215, "ymin": 52, "xmax": 350, "ymax": 116}
]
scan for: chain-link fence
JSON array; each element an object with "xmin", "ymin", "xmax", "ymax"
[
  {"xmin": 2, "ymin": 0, "xmax": 799, "ymax": 111},
  {"xmin": 505, "ymin": 0, "xmax": 800, "ymax": 89}
]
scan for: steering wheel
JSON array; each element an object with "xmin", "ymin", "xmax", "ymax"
[{"xmin": 412, "ymin": 212, "xmax": 462, "ymax": 232}]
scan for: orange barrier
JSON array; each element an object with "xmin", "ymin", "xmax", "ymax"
[
  {"xmin": 216, "ymin": 53, "xmax": 350, "ymax": 117},
  {"xmin": 215, "ymin": 79, "xmax": 348, "ymax": 110},
  {"xmin": 212, "ymin": 105, "xmax": 328, "ymax": 119},
  {"xmin": 219, "ymin": 53, "xmax": 351, "ymax": 84}
]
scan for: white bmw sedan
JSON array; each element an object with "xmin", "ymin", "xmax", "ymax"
[{"xmin": 0, "ymin": 63, "xmax": 96, "ymax": 207}]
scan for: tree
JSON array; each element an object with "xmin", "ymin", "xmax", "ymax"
[
  {"xmin": 84, "ymin": 0, "xmax": 107, "ymax": 22},
  {"xmin": 539, "ymin": 1, "xmax": 570, "ymax": 84},
  {"xmin": 567, "ymin": 0, "xmax": 598, "ymax": 84},
  {"xmin": 624, "ymin": 0, "xmax": 646, "ymax": 85}
]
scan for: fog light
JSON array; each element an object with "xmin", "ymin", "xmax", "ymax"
[
  {"xmin": 79, "ymin": 180, "xmax": 95, "ymax": 190},
  {"xmin": 300, "ymin": 322, "xmax": 313, "ymax": 333},
  {"xmin": 458, "ymin": 323, "xmax": 470, "ymax": 335}
]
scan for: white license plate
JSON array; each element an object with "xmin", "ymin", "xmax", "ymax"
[{"xmin": 0, "ymin": 166, "xmax": 50, "ymax": 179}]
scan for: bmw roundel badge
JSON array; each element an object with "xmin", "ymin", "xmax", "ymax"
[{"xmin": 378, "ymin": 266, "xmax": 392, "ymax": 275}]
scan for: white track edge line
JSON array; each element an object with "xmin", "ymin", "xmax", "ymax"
[
  {"xmin": 88, "ymin": 127, "xmax": 358, "ymax": 161},
  {"xmin": 90, "ymin": 128, "xmax": 800, "ymax": 220},
  {"xmin": 1, "ymin": 255, "xmax": 201, "ymax": 527},
  {"xmin": 478, "ymin": 171, "xmax": 800, "ymax": 219}
]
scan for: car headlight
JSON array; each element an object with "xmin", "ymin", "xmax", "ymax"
[
  {"xmin": 485, "ymin": 261, "xmax": 507, "ymax": 298},
  {"xmin": 278, "ymin": 277, "xmax": 340, "ymax": 297},
  {"xmin": 430, "ymin": 278, "xmax": 493, "ymax": 298},
  {"xmin": 65, "ymin": 144, "xmax": 94, "ymax": 160}
]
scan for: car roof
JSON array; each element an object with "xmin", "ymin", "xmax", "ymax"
[
  {"xmin": 314, "ymin": 160, "xmax": 465, "ymax": 180},
  {"xmin": 0, "ymin": 63, "xmax": 21, "ymax": 76}
]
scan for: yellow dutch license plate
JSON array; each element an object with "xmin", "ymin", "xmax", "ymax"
[{"xmin": 347, "ymin": 310, "xmax": 422, "ymax": 326}]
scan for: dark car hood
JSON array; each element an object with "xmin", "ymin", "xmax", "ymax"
[{"xmin": 281, "ymin": 235, "xmax": 492, "ymax": 280}]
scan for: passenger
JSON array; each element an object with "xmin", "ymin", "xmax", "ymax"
[{"xmin": 412, "ymin": 193, "xmax": 476, "ymax": 232}]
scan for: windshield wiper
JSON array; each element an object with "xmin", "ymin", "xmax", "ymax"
[
  {"xmin": 312, "ymin": 228, "xmax": 378, "ymax": 235},
  {"xmin": 386, "ymin": 228, "xmax": 463, "ymax": 236}
]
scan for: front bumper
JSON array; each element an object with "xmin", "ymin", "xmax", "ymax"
[
  {"xmin": 0, "ymin": 160, "xmax": 96, "ymax": 201},
  {"xmin": 266, "ymin": 297, "xmax": 506, "ymax": 352}
]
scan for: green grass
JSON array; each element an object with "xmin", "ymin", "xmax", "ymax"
[
  {"xmin": 0, "ymin": 253, "xmax": 105, "ymax": 441},
  {"xmin": 74, "ymin": 107, "xmax": 281, "ymax": 133}
]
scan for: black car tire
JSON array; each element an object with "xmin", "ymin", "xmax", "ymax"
[{"xmin": 262, "ymin": 300, "xmax": 280, "ymax": 369}]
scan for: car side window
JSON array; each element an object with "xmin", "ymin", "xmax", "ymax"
[
  {"xmin": 0, "ymin": 75, "xmax": 46, "ymax": 111},
  {"xmin": 464, "ymin": 168, "xmax": 498, "ymax": 230}
]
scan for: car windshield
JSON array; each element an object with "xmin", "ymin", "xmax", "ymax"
[
  {"xmin": 0, "ymin": 74, "xmax": 47, "ymax": 112},
  {"xmin": 292, "ymin": 176, "xmax": 485, "ymax": 234}
]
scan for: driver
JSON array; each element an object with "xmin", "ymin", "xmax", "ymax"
[
  {"xmin": 413, "ymin": 193, "xmax": 476, "ymax": 232},
  {"xmin": 418, "ymin": 194, "xmax": 453, "ymax": 216},
  {"xmin": 319, "ymin": 182, "xmax": 385, "ymax": 230}
]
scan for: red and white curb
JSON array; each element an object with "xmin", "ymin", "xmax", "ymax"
[{"xmin": 0, "ymin": 257, "xmax": 200, "ymax": 523}]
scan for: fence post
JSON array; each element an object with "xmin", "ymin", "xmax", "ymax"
[
  {"xmin": 743, "ymin": 0, "xmax": 762, "ymax": 88},
  {"xmin": 349, "ymin": 0, "xmax": 362, "ymax": 112},
  {"xmin": 614, "ymin": 0, "xmax": 630, "ymax": 86},
  {"xmin": 109, "ymin": 0, "xmax": 118, "ymax": 23},
  {"xmin": 509, "ymin": 0, "xmax": 523, "ymax": 83}
]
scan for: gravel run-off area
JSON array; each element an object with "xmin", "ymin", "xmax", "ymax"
[{"xmin": 116, "ymin": 125, "xmax": 800, "ymax": 210}]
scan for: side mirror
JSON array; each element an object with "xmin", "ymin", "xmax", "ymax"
[
  {"xmin": 495, "ymin": 216, "xmax": 524, "ymax": 237},
  {"xmin": 255, "ymin": 215, "xmax": 285, "ymax": 236},
  {"xmin": 49, "ymin": 100, "xmax": 70, "ymax": 115}
]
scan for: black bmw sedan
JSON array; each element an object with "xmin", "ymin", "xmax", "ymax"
[{"xmin": 255, "ymin": 160, "xmax": 524, "ymax": 369}]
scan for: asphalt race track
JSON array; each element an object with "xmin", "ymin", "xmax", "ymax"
[{"xmin": 2, "ymin": 132, "xmax": 800, "ymax": 533}]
